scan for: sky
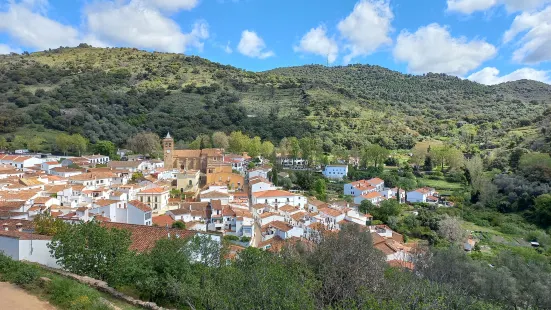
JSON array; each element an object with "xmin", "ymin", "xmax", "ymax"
[{"xmin": 0, "ymin": 0, "xmax": 550, "ymax": 85}]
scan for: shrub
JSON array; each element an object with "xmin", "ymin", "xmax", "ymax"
[
  {"xmin": 223, "ymin": 235, "xmax": 240, "ymax": 241},
  {"xmin": 47, "ymin": 277, "xmax": 110, "ymax": 310},
  {"xmin": 13, "ymin": 264, "xmax": 40, "ymax": 286},
  {"xmin": 240, "ymin": 236, "xmax": 251, "ymax": 243}
]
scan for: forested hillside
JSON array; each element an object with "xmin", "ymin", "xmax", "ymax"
[{"xmin": 0, "ymin": 46, "xmax": 550, "ymax": 152}]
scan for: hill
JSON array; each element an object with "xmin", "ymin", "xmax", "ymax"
[{"xmin": 0, "ymin": 46, "xmax": 550, "ymax": 152}]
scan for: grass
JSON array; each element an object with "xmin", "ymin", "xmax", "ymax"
[
  {"xmin": 0, "ymin": 255, "xmax": 141, "ymax": 310},
  {"xmin": 418, "ymin": 177, "xmax": 463, "ymax": 195}
]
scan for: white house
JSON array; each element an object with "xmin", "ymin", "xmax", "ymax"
[
  {"xmin": 344, "ymin": 178, "xmax": 385, "ymax": 197},
  {"xmin": 41, "ymin": 161, "xmax": 62, "ymax": 174},
  {"xmin": 354, "ymin": 192, "xmax": 384, "ymax": 205},
  {"xmin": 406, "ymin": 187, "xmax": 438, "ymax": 203},
  {"xmin": 249, "ymin": 177, "xmax": 276, "ymax": 193},
  {"xmin": 323, "ymin": 165, "xmax": 348, "ymax": 180},
  {"xmin": 251, "ymin": 190, "xmax": 307, "ymax": 209},
  {"xmin": 248, "ymin": 167, "xmax": 271, "ymax": 180},
  {"xmin": 82, "ymin": 155, "xmax": 110, "ymax": 165},
  {"xmin": 200, "ymin": 191, "xmax": 232, "ymax": 205},
  {"xmin": 0, "ymin": 155, "xmax": 43, "ymax": 169},
  {"xmin": 136, "ymin": 187, "xmax": 170, "ymax": 213},
  {"xmin": 0, "ymin": 228, "xmax": 59, "ymax": 268},
  {"xmin": 107, "ymin": 161, "xmax": 150, "ymax": 173}
]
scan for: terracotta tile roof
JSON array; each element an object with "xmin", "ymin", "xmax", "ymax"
[
  {"xmin": 259, "ymin": 212, "xmax": 278, "ymax": 219},
  {"xmin": 51, "ymin": 167, "xmax": 84, "ymax": 173},
  {"xmin": 252, "ymin": 203, "xmax": 268, "ymax": 210},
  {"xmin": 368, "ymin": 178, "xmax": 384, "ymax": 185},
  {"xmin": 138, "ymin": 187, "xmax": 168, "ymax": 194},
  {"xmin": 279, "ymin": 204, "xmax": 298, "ymax": 212},
  {"xmin": 169, "ymin": 208, "xmax": 191, "ymax": 216},
  {"xmin": 308, "ymin": 199, "xmax": 327, "ymax": 207},
  {"xmin": 222, "ymin": 206, "xmax": 236, "ymax": 217},
  {"xmin": 252, "ymin": 190, "xmax": 295, "ymax": 198},
  {"xmin": 291, "ymin": 211, "xmax": 307, "ymax": 222},
  {"xmin": 44, "ymin": 161, "xmax": 59, "ymax": 165},
  {"xmin": 318, "ymin": 207, "xmax": 343, "ymax": 218},
  {"xmin": 388, "ymin": 260, "xmax": 414, "ymax": 270},
  {"xmin": 101, "ymin": 222, "xmax": 195, "ymax": 252},
  {"xmin": 152, "ymin": 215, "xmax": 175, "ymax": 227},
  {"xmin": 69, "ymin": 172, "xmax": 116, "ymax": 181},
  {"xmin": 362, "ymin": 192, "xmax": 382, "ymax": 199},
  {"xmin": 129, "ymin": 200, "xmax": 152, "ymax": 212},
  {"xmin": 0, "ymin": 201, "xmax": 26, "ymax": 210},
  {"xmin": 33, "ymin": 197, "xmax": 53, "ymax": 204},
  {"xmin": 211, "ymin": 199, "xmax": 223, "ymax": 210},
  {"xmin": 374, "ymin": 242, "xmax": 398, "ymax": 256},
  {"xmin": 108, "ymin": 161, "xmax": 144, "ymax": 168},
  {"xmin": 269, "ymin": 220, "xmax": 293, "ymax": 232},
  {"xmin": 92, "ymin": 214, "xmax": 111, "ymax": 222},
  {"xmin": 94, "ymin": 199, "xmax": 119, "ymax": 207},
  {"xmin": 249, "ymin": 177, "xmax": 271, "ymax": 185},
  {"xmin": 201, "ymin": 191, "xmax": 230, "ymax": 199},
  {"xmin": 0, "ymin": 219, "xmax": 36, "ymax": 231},
  {"xmin": 0, "ymin": 191, "xmax": 38, "ymax": 201},
  {"xmin": 0, "ymin": 230, "xmax": 51, "ymax": 240},
  {"xmin": 371, "ymin": 232, "xmax": 386, "ymax": 245}
]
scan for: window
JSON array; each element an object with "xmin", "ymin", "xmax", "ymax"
[
  {"xmin": 155, "ymin": 196, "xmax": 158, "ymax": 202},
  {"xmin": 189, "ymin": 180, "xmax": 192, "ymax": 186},
  {"xmin": 147, "ymin": 197, "xmax": 151, "ymax": 203}
]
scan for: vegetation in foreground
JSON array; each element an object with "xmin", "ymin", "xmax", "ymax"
[
  {"xmin": 0, "ymin": 254, "xmax": 140, "ymax": 310},
  {"xmin": 37, "ymin": 220, "xmax": 551, "ymax": 309}
]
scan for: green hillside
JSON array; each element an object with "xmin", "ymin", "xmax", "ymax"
[{"xmin": 0, "ymin": 46, "xmax": 549, "ymax": 153}]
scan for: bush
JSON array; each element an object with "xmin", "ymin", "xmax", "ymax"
[
  {"xmin": 47, "ymin": 277, "xmax": 110, "ymax": 310},
  {"xmin": 240, "ymin": 236, "xmax": 251, "ymax": 243},
  {"xmin": 13, "ymin": 264, "xmax": 40, "ymax": 286},
  {"xmin": 223, "ymin": 235, "xmax": 240, "ymax": 241}
]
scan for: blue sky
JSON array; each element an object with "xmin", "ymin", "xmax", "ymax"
[{"xmin": 0, "ymin": 0, "xmax": 550, "ymax": 85}]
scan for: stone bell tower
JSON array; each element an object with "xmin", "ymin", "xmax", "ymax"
[{"xmin": 163, "ymin": 132, "xmax": 174, "ymax": 169}]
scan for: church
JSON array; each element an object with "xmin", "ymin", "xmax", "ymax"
[{"xmin": 162, "ymin": 133, "xmax": 224, "ymax": 173}]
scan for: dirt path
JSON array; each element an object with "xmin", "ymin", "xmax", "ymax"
[{"xmin": 0, "ymin": 282, "xmax": 56, "ymax": 310}]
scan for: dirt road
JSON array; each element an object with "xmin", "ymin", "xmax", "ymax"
[{"xmin": 0, "ymin": 282, "xmax": 56, "ymax": 310}]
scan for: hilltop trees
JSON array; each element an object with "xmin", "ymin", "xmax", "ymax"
[
  {"xmin": 127, "ymin": 132, "xmax": 161, "ymax": 157},
  {"xmin": 212, "ymin": 131, "xmax": 229, "ymax": 149}
]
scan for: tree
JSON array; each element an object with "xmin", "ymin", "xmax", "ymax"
[
  {"xmin": 278, "ymin": 137, "xmax": 291, "ymax": 157},
  {"xmin": 361, "ymin": 144, "xmax": 389, "ymax": 168},
  {"xmin": 431, "ymin": 145, "xmax": 463, "ymax": 171},
  {"xmin": 48, "ymin": 220, "xmax": 132, "ymax": 284},
  {"xmin": 371, "ymin": 200, "xmax": 402, "ymax": 223},
  {"xmin": 289, "ymin": 137, "xmax": 301, "ymax": 159},
  {"xmin": 437, "ymin": 216, "xmax": 465, "ymax": 243},
  {"xmin": 94, "ymin": 140, "xmax": 116, "ymax": 157},
  {"xmin": 172, "ymin": 221, "xmax": 186, "ymax": 229},
  {"xmin": 27, "ymin": 136, "xmax": 45, "ymax": 152},
  {"xmin": 11, "ymin": 135, "xmax": 26, "ymax": 150},
  {"xmin": 33, "ymin": 213, "xmax": 67, "ymax": 236},
  {"xmin": 228, "ymin": 131, "xmax": 250, "ymax": 153},
  {"xmin": 314, "ymin": 179, "xmax": 327, "ymax": 201},
  {"xmin": 0, "ymin": 136, "xmax": 8, "ymax": 151},
  {"xmin": 519, "ymin": 152, "xmax": 551, "ymax": 182},
  {"xmin": 260, "ymin": 141, "xmax": 274, "ymax": 158},
  {"xmin": 464, "ymin": 155, "xmax": 484, "ymax": 192},
  {"xmin": 359, "ymin": 200, "xmax": 375, "ymax": 215},
  {"xmin": 248, "ymin": 136, "xmax": 262, "ymax": 157},
  {"xmin": 127, "ymin": 132, "xmax": 161, "ymax": 157},
  {"xmin": 534, "ymin": 194, "xmax": 551, "ymax": 227},
  {"xmin": 55, "ymin": 133, "xmax": 72, "ymax": 155},
  {"xmin": 71, "ymin": 134, "xmax": 88, "ymax": 156},
  {"xmin": 212, "ymin": 131, "xmax": 229, "ymax": 149}
]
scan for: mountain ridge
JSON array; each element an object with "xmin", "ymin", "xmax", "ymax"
[{"xmin": 0, "ymin": 46, "xmax": 549, "ymax": 153}]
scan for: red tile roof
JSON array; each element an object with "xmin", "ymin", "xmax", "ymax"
[
  {"xmin": 101, "ymin": 222, "xmax": 195, "ymax": 252},
  {"xmin": 152, "ymin": 215, "xmax": 175, "ymax": 227},
  {"xmin": 129, "ymin": 200, "xmax": 152, "ymax": 212}
]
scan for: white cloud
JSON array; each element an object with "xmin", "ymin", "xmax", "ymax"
[
  {"xmin": 447, "ymin": 0, "xmax": 551, "ymax": 13},
  {"xmin": 503, "ymin": 6, "xmax": 551, "ymax": 64},
  {"xmin": 0, "ymin": 1, "xmax": 79, "ymax": 50},
  {"xmin": 447, "ymin": 0, "xmax": 496, "ymax": 14},
  {"xmin": 468, "ymin": 67, "xmax": 550, "ymax": 84},
  {"xmin": 393, "ymin": 23, "xmax": 497, "ymax": 76},
  {"xmin": 294, "ymin": 26, "xmax": 339, "ymax": 64},
  {"xmin": 237, "ymin": 30, "xmax": 274, "ymax": 59},
  {"xmin": 85, "ymin": 0, "xmax": 208, "ymax": 53},
  {"xmin": 145, "ymin": 0, "xmax": 200, "ymax": 11},
  {"xmin": 0, "ymin": 44, "xmax": 22, "ymax": 55},
  {"xmin": 224, "ymin": 41, "xmax": 233, "ymax": 54},
  {"xmin": 337, "ymin": 0, "xmax": 393, "ymax": 64}
]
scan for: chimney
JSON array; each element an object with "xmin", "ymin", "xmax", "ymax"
[
  {"xmin": 15, "ymin": 223, "xmax": 23, "ymax": 232},
  {"xmin": 3, "ymin": 223, "xmax": 8, "ymax": 231}
]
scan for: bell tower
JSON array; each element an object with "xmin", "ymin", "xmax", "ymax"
[{"xmin": 163, "ymin": 132, "xmax": 174, "ymax": 169}]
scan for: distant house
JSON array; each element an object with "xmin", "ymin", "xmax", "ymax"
[
  {"xmin": 136, "ymin": 187, "xmax": 170, "ymax": 213},
  {"xmin": 322, "ymin": 165, "xmax": 348, "ymax": 180},
  {"xmin": 344, "ymin": 178, "xmax": 385, "ymax": 197},
  {"xmin": 0, "ymin": 222, "xmax": 59, "ymax": 268},
  {"xmin": 354, "ymin": 192, "xmax": 383, "ymax": 205},
  {"xmin": 249, "ymin": 177, "xmax": 276, "ymax": 193},
  {"xmin": 406, "ymin": 187, "xmax": 438, "ymax": 203},
  {"xmin": 251, "ymin": 190, "xmax": 307, "ymax": 209}
]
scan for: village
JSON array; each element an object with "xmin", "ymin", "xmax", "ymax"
[{"xmin": 0, "ymin": 133, "xmax": 467, "ymax": 269}]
